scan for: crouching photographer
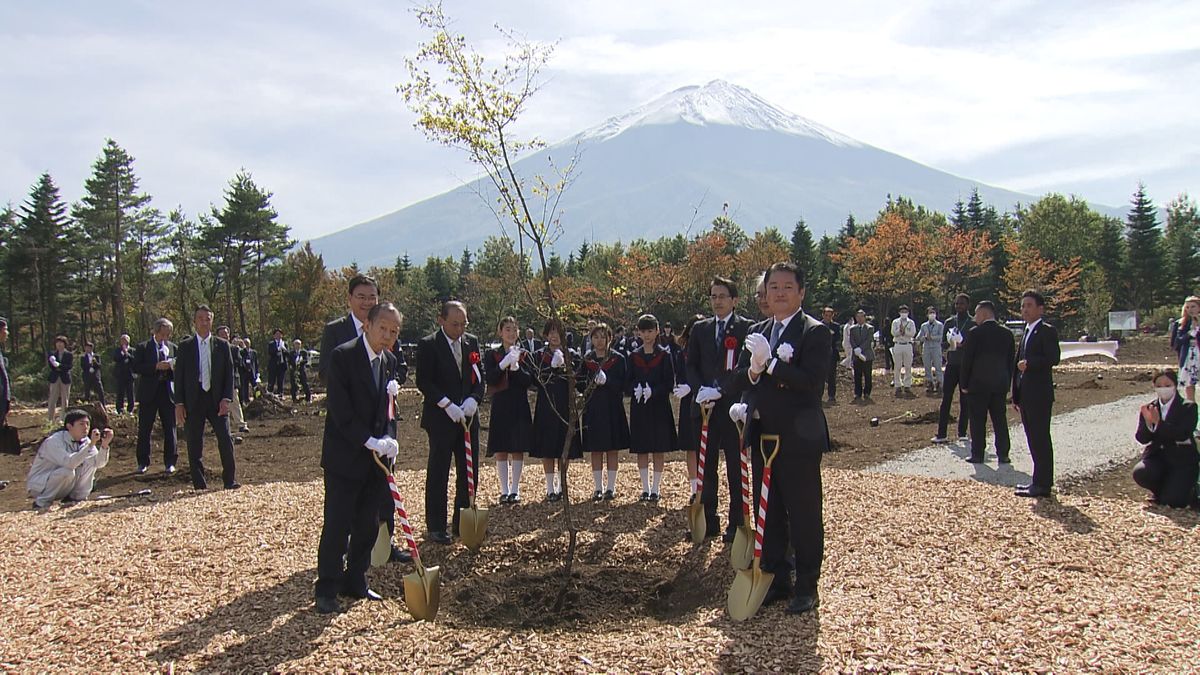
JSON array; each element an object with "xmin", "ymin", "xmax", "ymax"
[{"xmin": 27, "ymin": 409, "xmax": 114, "ymax": 509}]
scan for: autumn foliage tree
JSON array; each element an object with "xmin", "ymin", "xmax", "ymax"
[{"xmin": 999, "ymin": 236, "xmax": 1082, "ymax": 319}]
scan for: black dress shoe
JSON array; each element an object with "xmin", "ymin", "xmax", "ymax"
[
  {"xmin": 224, "ymin": 482, "xmax": 242, "ymax": 490},
  {"xmin": 997, "ymin": 456, "xmax": 1012, "ymax": 464},
  {"xmin": 315, "ymin": 596, "xmax": 341, "ymax": 614},
  {"xmin": 340, "ymin": 587, "xmax": 383, "ymax": 601},
  {"xmin": 603, "ymin": 489, "xmax": 614, "ymax": 500},
  {"xmin": 509, "ymin": 494, "xmax": 521, "ymax": 504},
  {"xmin": 427, "ymin": 531, "xmax": 453, "ymax": 545},
  {"xmin": 592, "ymin": 490, "xmax": 604, "ymax": 502},
  {"xmin": 1015, "ymin": 485, "xmax": 1052, "ymax": 498},
  {"xmin": 786, "ymin": 593, "xmax": 820, "ymax": 614},
  {"xmin": 389, "ymin": 546, "xmax": 413, "ymax": 563},
  {"xmin": 965, "ymin": 456, "xmax": 984, "ymax": 464},
  {"xmin": 762, "ymin": 583, "xmax": 792, "ymax": 606}
]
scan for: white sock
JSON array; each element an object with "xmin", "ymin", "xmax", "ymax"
[
  {"xmin": 545, "ymin": 473, "xmax": 555, "ymax": 494},
  {"xmin": 607, "ymin": 469, "xmax": 618, "ymax": 492},
  {"xmin": 639, "ymin": 467, "xmax": 650, "ymax": 493},
  {"xmin": 691, "ymin": 478, "xmax": 701, "ymax": 495},
  {"xmin": 652, "ymin": 470, "xmax": 663, "ymax": 495},
  {"xmin": 593, "ymin": 469, "xmax": 603, "ymax": 492},
  {"xmin": 498, "ymin": 460, "xmax": 510, "ymax": 496},
  {"xmin": 511, "ymin": 460, "xmax": 523, "ymax": 496}
]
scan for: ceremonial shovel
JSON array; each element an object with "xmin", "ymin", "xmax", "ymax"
[
  {"xmin": 729, "ymin": 419, "xmax": 754, "ymax": 570},
  {"xmin": 371, "ymin": 391, "xmax": 402, "ymax": 567},
  {"xmin": 458, "ymin": 418, "xmax": 489, "ymax": 551},
  {"xmin": 372, "ymin": 451, "xmax": 441, "ymax": 621},
  {"xmin": 687, "ymin": 405, "xmax": 713, "ymax": 544},
  {"xmin": 727, "ymin": 433, "xmax": 780, "ymax": 622},
  {"xmin": 94, "ymin": 488, "xmax": 152, "ymax": 501}
]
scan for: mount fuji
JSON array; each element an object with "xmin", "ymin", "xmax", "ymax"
[{"xmin": 310, "ymin": 80, "xmax": 1035, "ymax": 268}]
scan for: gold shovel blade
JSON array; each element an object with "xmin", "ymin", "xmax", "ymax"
[
  {"xmin": 687, "ymin": 496, "xmax": 706, "ymax": 544},
  {"xmin": 403, "ymin": 564, "xmax": 441, "ymax": 621},
  {"xmin": 729, "ymin": 524, "xmax": 754, "ymax": 570},
  {"xmin": 458, "ymin": 506, "xmax": 490, "ymax": 551},
  {"xmin": 370, "ymin": 522, "xmax": 391, "ymax": 567},
  {"xmin": 727, "ymin": 562, "xmax": 775, "ymax": 622}
]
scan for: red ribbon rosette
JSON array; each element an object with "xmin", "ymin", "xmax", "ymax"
[
  {"xmin": 468, "ymin": 350, "xmax": 481, "ymax": 384},
  {"xmin": 723, "ymin": 336, "xmax": 737, "ymax": 350},
  {"xmin": 723, "ymin": 335, "xmax": 737, "ymax": 371}
]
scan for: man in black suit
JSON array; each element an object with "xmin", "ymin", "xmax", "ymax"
[
  {"xmin": 47, "ymin": 335, "xmax": 73, "ymax": 423},
  {"xmin": 315, "ymin": 302, "xmax": 404, "ymax": 614},
  {"xmin": 416, "ymin": 300, "xmax": 484, "ymax": 545},
  {"xmin": 727, "ymin": 262, "xmax": 831, "ymax": 615},
  {"xmin": 1012, "ymin": 290, "xmax": 1061, "ymax": 497},
  {"xmin": 112, "ymin": 334, "xmax": 136, "ymax": 415},
  {"xmin": 521, "ymin": 328, "xmax": 542, "ymax": 355},
  {"xmin": 174, "ymin": 305, "xmax": 239, "ymax": 490},
  {"xmin": 319, "ymin": 273, "xmax": 411, "ymax": 563},
  {"xmin": 0, "ymin": 317, "xmax": 11, "ymax": 427},
  {"xmin": 934, "ymin": 294, "xmax": 974, "ymax": 443},
  {"xmin": 235, "ymin": 337, "xmax": 257, "ymax": 404},
  {"xmin": 80, "ymin": 342, "xmax": 107, "ymax": 409},
  {"xmin": 288, "ymin": 339, "xmax": 312, "ymax": 403},
  {"xmin": 266, "ymin": 328, "xmax": 288, "ymax": 395},
  {"xmin": 819, "ymin": 307, "xmax": 841, "ymax": 404},
  {"xmin": 959, "ymin": 300, "xmax": 1015, "ymax": 464},
  {"xmin": 134, "ymin": 318, "xmax": 178, "ymax": 474},
  {"xmin": 686, "ymin": 276, "xmax": 754, "ymax": 542}
]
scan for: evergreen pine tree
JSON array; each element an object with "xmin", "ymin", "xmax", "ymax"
[
  {"xmin": 14, "ymin": 173, "xmax": 72, "ymax": 346},
  {"xmin": 1124, "ymin": 183, "xmax": 1163, "ymax": 312},
  {"xmin": 789, "ymin": 219, "xmax": 816, "ymax": 273},
  {"xmin": 950, "ymin": 199, "xmax": 967, "ymax": 230},
  {"xmin": 1164, "ymin": 194, "xmax": 1200, "ymax": 299},
  {"xmin": 1094, "ymin": 216, "xmax": 1128, "ymax": 309},
  {"xmin": 395, "ymin": 252, "xmax": 412, "ymax": 286}
]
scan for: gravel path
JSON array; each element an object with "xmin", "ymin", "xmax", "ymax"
[{"xmin": 866, "ymin": 393, "xmax": 1146, "ymax": 487}]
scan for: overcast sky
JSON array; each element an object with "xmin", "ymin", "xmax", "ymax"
[{"xmin": 2, "ymin": 0, "xmax": 1197, "ymax": 241}]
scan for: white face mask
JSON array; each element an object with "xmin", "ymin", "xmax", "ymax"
[
  {"xmin": 1156, "ymin": 386, "xmax": 1176, "ymax": 401},
  {"xmin": 928, "ymin": 314, "xmax": 936, "ymax": 321},
  {"xmin": 899, "ymin": 312, "xmax": 909, "ymax": 319}
]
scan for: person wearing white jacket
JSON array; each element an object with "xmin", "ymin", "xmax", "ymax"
[
  {"xmin": 890, "ymin": 306, "xmax": 917, "ymax": 397},
  {"xmin": 27, "ymin": 410, "xmax": 113, "ymax": 509}
]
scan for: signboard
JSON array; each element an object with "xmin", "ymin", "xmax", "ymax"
[{"xmin": 1108, "ymin": 310, "xmax": 1137, "ymax": 332}]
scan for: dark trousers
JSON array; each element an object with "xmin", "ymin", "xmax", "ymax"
[
  {"xmin": 290, "ymin": 367, "xmax": 311, "ymax": 402},
  {"xmin": 425, "ymin": 420, "xmax": 479, "ymax": 534},
  {"xmin": 136, "ymin": 388, "xmax": 178, "ymax": 468},
  {"xmin": 967, "ymin": 391, "xmax": 1010, "ymax": 460},
  {"xmin": 316, "ymin": 470, "xmax": 386, "ymax": 599},
  {"xmin": 853, "ymin": 358, "xmax": 872, "ymax": 397},
  {"xmin": 82, "ymin": 375, "xmax": 106, "ymax": 406},
  {"xmin": 237, "ymin": 374, "xmax": 252, "ymax": 404},
  {"xmin": 819, "ymin": 355, "xmax": 838, "ymax": 400},
  {"xmin": 1133, "ymin": 446, "xmax": 1199, "ymax": 507},
  {"xmin": 937, "ymin": 364, "xmax": 969, "ymax": 439},
  {"xmin": 268, "ymin": 365, "xmax": 285, "ymax": 394},
  {"xmin": 1019, "ymin": 400, "xmax": 1054, "ymax": 488},
  {"xmin": 699, "ymin": 408, "xmax": 745, "ymax": 533},
  {"xmin": 749, "ymin": 427, "xmax": 824, "ymax": 596},
  {"xmin": 183, "ymin": 394, "xmax": 237, "ymax": 488},
  {"xmin": 115, "ymin": 375, "xmax": 135, "ymax": 413}
]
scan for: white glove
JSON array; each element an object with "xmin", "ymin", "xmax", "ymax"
[
  {"xmin": 444, "ymin": 403, "xmax": 465, "ymax": 423},
  {"xmin": 672, "ymin": 383, "xmax": 691, "ymax": 399},
  {"xmin": 642, "ymin": 384, "xmax": 652, "ymax": 401},
  {"xmin": 729, "ymin": 403, "xmax": 748, "ymax": 424},
  {"xmin": 499, "ymin": 348, "xmax": 519, "ymax": 370},
  {"xmin": 695, "ymin": 386, "xmax": 722, "ymax": 405},
  {"xmin": 633, "ymin": 384, "xmax": 644, "ymax": 402},
  {"xmin": 386, "ymin": 379, "xmax": 401, "ymax": 397},
  {"xmin": 776, "ymin": 343, "xmax": 794, "ymax": 363},
  {"xmin": 49, "ymin": 356, "xmax": 59, "ymax": 368},
  {"xmin": 550, "ymin": 349, "xmax": 565, "ymax": 368},
  {"xmin": 367, "ymin": 437, "xmax": 399, "ymax": 459},
  {"xmin": 854, "ymin": 347, "xmax": 866, "ymax": 361},
  {"xmin": 594, "ymin": 369, "xmax": 607, "ymax": 386},
  {"xmin": 745, "ymin": 333, "xmax": 771, "ymax": 372},
  {"xmin": 461, "ymin": 397, "xmax": 478, "ymax": 418}
]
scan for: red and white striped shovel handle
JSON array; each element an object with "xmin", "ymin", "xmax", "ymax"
[
  {"xmin": 386, "ymin": 471, "xmax": 422, "ymax": 564},
  {"xmin": 754, "ymin": 435, "xmax": 781, "ymax": 560},
  {"xmin": 461, "ymin": 419, "xmax": 475, "ymax": 498},
  {"xmin": 696, "ymin": 406, "xmax": 712, "ymax": 492}
]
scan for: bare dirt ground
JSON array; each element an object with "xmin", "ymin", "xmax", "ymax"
[{"xmin": 0, "ymin": 336, "xmax": 1194, "ymax": 672}]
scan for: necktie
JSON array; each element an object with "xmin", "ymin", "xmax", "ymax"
[
  {"xmin": 770, "ymin": 321, "xmax": 783, "ymax": 349},
  {"xmin": 451, "ymin": 339, "xmax": 462, "ymax": 373},
  {"xmin": 371, "ymin": 355, "xmax": 381, "ymax": 390},
  {"xmin": 716, "ymin": 319, "xmax": 726, "ymax": 349},
  {"xmin": 1023, "ymin": 325, "xmax": 1033, "ymax": 356},
  {"xmin": 200, "ymin": 338, "xmax": 211, "ymax": 392}
]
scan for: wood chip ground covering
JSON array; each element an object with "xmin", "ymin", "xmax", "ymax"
[{"xmin": 2, "ymin": 466, "xmax": 1198, "ymax": 673}]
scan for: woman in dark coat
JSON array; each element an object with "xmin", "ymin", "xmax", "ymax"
[
  {"xmin": 577, "ymin": 323, "xmax": 630, "ymax": 501},
  {"xmin": 1133, "ymin": 368, "xmax": 1199, "ymax": 507},
  {"xmin": 529, "ymin": 318, "xmax": 580, "ymax": 502},
  {"xmin": 627, "ymin": 314, "xmax": 677, "ymax": 502},
  {"xmin": 485, "ymin": 316, "xmax": 534, "ymax": 504}
]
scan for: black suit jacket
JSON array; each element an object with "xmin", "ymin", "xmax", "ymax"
[
  {"xmin": 0, "ymin": 347, "xmax": 10, "ymax": 422},
  {"xmin": 318, "ymin": 314, "xmax": 407, "ymax": 384},
  {"xmin": 1012, "ymin": 320, "xmax": 1060, "ymax": 406},
  {"xmin": 48, "ymin": 350, "xmax": 73, "ymax": 384},
  {"xmin": 521, "ymin": 337, "xmax": 544, "ymax": 354},
  {"xmin": 321, "ymin": 336, "xmax": 398, "ymax": 481},
  {"xmin": 81, "ymin": 353, "xmax": 102, "ymax": 380},
  {"xmin": 959, "ymin": 320, "xmax": 1014, "ymax": 395},
  {"xmin": 727, "ymin": 312, "xmax": 832, "ymax": 452},
  {"xmin": 267, "ymin": 339, "xmax": 288, "ymax": 370},
  {"xmin": 112, "ymin": 346, "xmax": 135, "ymax": 381},
  {"xmin": 1135, "ymin": 396, "xmax": 1199, "ymax": 452},
  {"xmin": 685, "ymin": 313, "xmax": 753, "ymax": 417},
  {"xmin": 174, "ymin": 335, "xmax": 236, "ymax": 409},
  {"xmin": 416, "ymin": 329, "xmax": 485, "ymax": 433},
  {"xmin": 133, "ymin": 338, "xmax": 176, "ymax": 404}
]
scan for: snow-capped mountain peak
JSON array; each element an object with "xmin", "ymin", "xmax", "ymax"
[{"xmin": 576, "ymin": 79, "xmax": 862, "ymax": 147}]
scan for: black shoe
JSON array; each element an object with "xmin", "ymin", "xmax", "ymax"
[
  {"xmin": 339, "ymin": 587, "xmax": 383, "ymax": 601},
  {"xmin": 509, "ymin": 494, "xmax": 521, "ymax": 504},
  {"xmin": 997, "ymin": 456, "xmax": 1012, "ymax": 464},
  {"xmin": 721, "ymin": 526, "xmax": 737, "ymax": 543},
  {"xmin": 193, "ymin": 482, "xmax": 208, "ymax": 490},
  {"xmin": 592, "ymin": 490, "xmax": 604, "ymax": 502},
  {"xmin": 639, "ymin": 492, "xmax": 650, "ymax": 502},
  {"xmin": 965, "ymin": 456, "xmax": 984, "ymax": 464},
  {"xmin": 224, "ymin": 482, "xmax": 242, "ymax": 490},
  {"xmin": 786, "ymin": 593, "xmax": 820, "ymax": 614},
  {"xmin": 427, "ymin": 531, "xmax": 452, "ymax": 545},
  {"xmin": 603, "ymin": 489, "xmax": 614, "ymax": 500},
  {"xmin": 1015, "ymin": 485, "xmax": 1052, "ymax": 498},
  {"xmin": 389, "ymin": 546, "xmax": 413, "ymax": 563},
  {"xmin": 649, "ymin": 493, "xmax": 660, "ymax": 502},
  {"xmin": 762, "ymin": 582, "xmax": 792, "ymax": 606},
  {"xmin": 315, "ymin": 596, "xmax": 342, "ymax": 614}
]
